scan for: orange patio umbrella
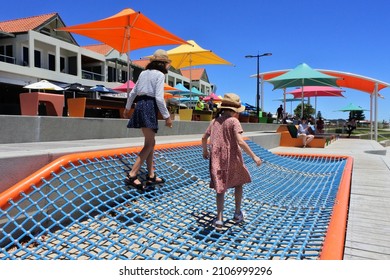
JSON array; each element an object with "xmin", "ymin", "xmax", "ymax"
[
  {"xmin": 57, "ymin": 8, "xmax": 189, "ymax": 93},
  {"xmin": 164, "ymin": 83, "xmax": 178, "ymax": 91},
  {"xmin": 164, "ymin": 84, "xmax": 180, "ymax": 99}
]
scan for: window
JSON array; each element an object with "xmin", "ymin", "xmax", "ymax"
[
  {"xmin": 48, "ymin": 53, "xmax": 55, "ymax": 71},
  {"xmin": 60, "ymin": 57, "xmax": 65, "ymax": 72},
  {"xmin": 108, "ymin": 66, "xmax": 117, "ymax": 82},
  {"xmin": 34, "ymin": 50, "xmax": 41, "ymax": 68},
  {"xmin": 0, "ymin": 45, "xmax": 14, "ymax": 63},
  {"xmin": 23, "ymin": 47, "xmax": 29, "ymax": 66}
]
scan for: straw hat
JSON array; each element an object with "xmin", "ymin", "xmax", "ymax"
[
  {"xmin": 219, "ymin": 93, "xmax": 245, "ymax": 113},
  {"xmin": 150, "ymin": 49, "xmax": 171, "ymax": 63}
]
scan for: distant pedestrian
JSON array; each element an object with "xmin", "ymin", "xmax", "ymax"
[
  {"xmin": 195, "ymin": 96, "xmax": 205, "ymax": 111},
  {"xmin": 201, "ymin": 93, "xmax": 262, "ymax": 230},
  {"xmin": 316, "ymin": 117, "xmax": 325, "ymax": 134},
  {"xmin": 208, "ymin": 97, "xmax": 217, "ymax": 112},
  {"xmin": 345, "ymin": 118, "xmax": 357, "ymax": 138},
  {"xmin": 277, "ymin": 105, "xmax": 284, "ymax": 122}
]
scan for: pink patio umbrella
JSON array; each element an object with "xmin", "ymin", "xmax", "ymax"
[
  {"xmin": 203, "ymin": 92, "xmax": 222, "ymax": 102},
  {"xmin": 112, "ymin": 80, "xmax": 135, "ymax": 92},
  {"xmin": 286, "ymin": 86, "xmax": 345, "ymax": 118}
]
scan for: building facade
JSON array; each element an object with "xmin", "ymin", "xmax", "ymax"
[{"xmin": 0, "ymin": 13, "xmax": 213, "ymax": 115}]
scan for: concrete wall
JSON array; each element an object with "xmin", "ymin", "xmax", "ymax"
[
  {"xmin": 0, "ymin": 115, "xmax": 281, "ymax": 192},
  {"xmin": 0, "ymin": 115, "xmax": 279, "ymax": 144}
]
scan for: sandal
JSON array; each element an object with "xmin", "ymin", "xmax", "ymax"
[
  {"xmin": 233, "ymin": 211, "xmax": 245, "ymax": 223},
  {"xmin": 124, "ymin": 174, "xmax": 143, "ymax": 190},
  {"xmin": 146, "ymin": 174, "xmax": 166, "ymax": 185},
  {"xmin": 212, "ymin": 219, "xmax": 223, "ymax": 231}
]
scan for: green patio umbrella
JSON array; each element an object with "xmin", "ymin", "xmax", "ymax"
[
  {"xmin": 336, "ymin": 103, "xmax": 368, "ymax": 112},
  {"xmin": 266, "ymin": 63, "xmax": 340, "ymax": 117}
]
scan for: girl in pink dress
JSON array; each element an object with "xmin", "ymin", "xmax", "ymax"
[{"xmin": 201, "ymin": 93, "xmax": 262, "ymax": 230}]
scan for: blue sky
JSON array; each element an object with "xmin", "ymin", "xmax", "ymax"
[{"xmin": 2, "ymin": 0, "xmax": 390, "ymax": 121}]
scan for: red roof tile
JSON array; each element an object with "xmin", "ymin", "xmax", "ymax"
[
  {"xmin": 132, "ymin": 59, "xmax": 149, "ymax": 68},
  {"xmin": 181, "ymin": 68, "xmax": 205, "ymax": 80},
  {"xmin": 82, "ymin": 44, "xmax": 114, "ymax": 56},
  {"xmin": 0, "ymin": 13, "xmax": 57, "ymax": 33}
]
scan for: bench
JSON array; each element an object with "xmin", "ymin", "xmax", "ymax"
[
  {"xmin": 276, "ymin": 124, "xmax": 336, "ymax": 148},
  {"xmin": 67, "ymin": 97, "xmax": 126, "ymax": 118},
  {"xmin": 19, "ymin": 92, "xmax": 64, "ymax": 116}
]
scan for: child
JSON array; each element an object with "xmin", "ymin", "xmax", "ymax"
[
  {"xmin": 123, "ymin": 49, "xmax": 173, "ymax": 191},
  {"xmin": 201, "ymin": 93, "xmax": 262, "ymax": 230}
]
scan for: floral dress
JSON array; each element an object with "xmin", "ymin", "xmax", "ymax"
[{"xmin": 205, "ymin": 115, "xmax": 252, "ymax": 193}]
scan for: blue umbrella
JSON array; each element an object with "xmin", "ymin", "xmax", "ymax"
[
  {"xmin": 90, "ymin": 84, "xmax": 117, "ymax": 99},
  {"xmin": 166, "ymin": 83, "xmax": 191, "ymax": 96},
  {"xmin": 242, "ymin": 102, "xmax": 256, "ymax": 111},
  {"xmin": 191, "ymin": 87, "xmax": 205, "ymax": 96}
]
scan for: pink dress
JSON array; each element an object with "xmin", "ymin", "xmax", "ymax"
[{"xmin": 205, "ymin": 115, "xmax": 252, "ymax": 193}]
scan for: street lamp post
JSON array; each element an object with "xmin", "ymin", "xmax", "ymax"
[{"xmin": 245, "ymin": 52, "xmax": 272, "ymax": 121}]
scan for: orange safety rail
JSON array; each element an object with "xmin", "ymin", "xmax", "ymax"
[
  {"xmin": 1, "ymin": 141, "xmax": 351, "ymax": 260},
  {"xmin": 274, "ymin": 151, "xmax": 353, "ymax": 260},
  {"xmin": 0, "ymin": 140, "xmax": 202, "ymax": 210}
]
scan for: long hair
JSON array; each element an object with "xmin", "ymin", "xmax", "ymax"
[
  {"xmin": 146, "ymin": 61, "xmax": 168, "ymax": 74},
  {"xmin": 213, "ymin": 108, "xmax": 236, "ymax": 119}
]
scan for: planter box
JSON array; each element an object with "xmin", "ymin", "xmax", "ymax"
[
  {"xmin": 179, "ymin": 109, "xmax": 193, "ymax": 121},
  {"xmin": 259, "ymin": 117, "xmax": 268, "ymax": 123},
  {"xmin": 239, "ymin": 115, "xmax": 250, "ymax": 123}
]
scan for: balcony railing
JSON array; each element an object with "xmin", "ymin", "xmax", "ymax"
[
  {"xmin": 0, "ymin": 54, "xmax": 16, "ymax": 64},
  {"xmin": 82, "ymin": 70, "xmax": 104, "ymax": 81}
]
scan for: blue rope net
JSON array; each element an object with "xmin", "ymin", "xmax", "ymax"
[{"xmin": 0, "ymin": 141, "xmax": 347, "ymax": 260}]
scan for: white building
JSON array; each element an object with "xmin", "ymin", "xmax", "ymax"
[{"xmin": 0, "ymin": 12, "xmax": 213, "ymax": 115}]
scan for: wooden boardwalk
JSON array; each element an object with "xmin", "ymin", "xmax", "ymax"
[{"xmin": 271, "ymin": 139, "xmax": 390, "ymax": 260}]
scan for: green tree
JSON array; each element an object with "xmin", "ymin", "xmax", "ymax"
[
  {"xmin": 349, "ymin": 110, "xmax": 365, "ymax": 121},
  {"xmin": 294, "ymin": 103, "xmax": 315, "ymax": 119}
]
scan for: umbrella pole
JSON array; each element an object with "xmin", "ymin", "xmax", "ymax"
[
  {"xmin": 283, "ymin": 88, "xmax": 286, "ymax": 117},
  {"xmin": 301, "ymin": 82, "xmax": 304, "ymax": 118},
  {"xmin": 126, "ymin": 26, "xmax": 131, "ymax": 98},
  {"xmin": 189, "ymin": 55, "xmax": 192, "ymax": 105}
]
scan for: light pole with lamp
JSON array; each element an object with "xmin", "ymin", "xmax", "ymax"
[{"xmin": 245, "ymin": 52, "xmax": 272, "ymax": 121}]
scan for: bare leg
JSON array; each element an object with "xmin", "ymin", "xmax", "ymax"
[
  {"xmin": 306, "ymin": 135, "xmax": 314, "ymax": 145},
  {"xmin": 142, "ymin": 128, "xmax": 156, "ymax": 176},
  {"xmin": 234, "ymin": 185, "xmax": 243, "ymax": 215},
  {"xmin": 298, "ymin": 135, "xmax": 306, "ymax": 147},
  {"xmin": 216, "ymin": 192, "xmax": 225, "ymax": 222},
  {"xmin": 128, "ymin": 128, "xmax": 156, "ymax": 185}
]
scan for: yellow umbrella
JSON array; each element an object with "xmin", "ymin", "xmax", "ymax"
[
  {"xmin": 166, "ymin": 40, "xmax": 233, "ymax": 69},
  {"xmin": 165, "ymin": 40, "xmax": 232, "ymax": 100}
]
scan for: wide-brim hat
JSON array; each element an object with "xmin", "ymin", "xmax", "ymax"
[
  {"xmin": 219, "ymin": 93, "xmax": 245, "ymax": 113},
  {"xmin": 150, "ymin": 49, "xmax": 171, "ymax": 63}
]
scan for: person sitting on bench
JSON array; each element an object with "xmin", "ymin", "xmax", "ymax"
[{"xmin": 297, "ymin": 117, "xmax": 315, "ymax": 148}]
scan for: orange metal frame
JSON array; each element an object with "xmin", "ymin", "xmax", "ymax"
[
  {"xmin": 274, "ymin": 151, "xmax": 353, "ymax": 260},
  {"xmin": 0, "ymin": 142, "xmax": 353, "ymax": 260}
]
